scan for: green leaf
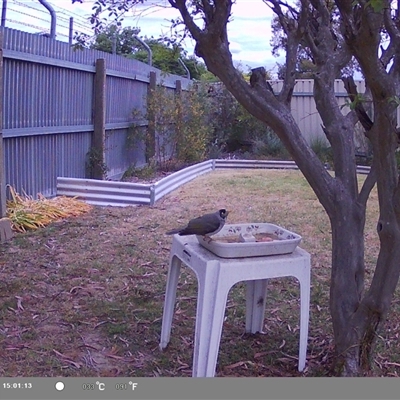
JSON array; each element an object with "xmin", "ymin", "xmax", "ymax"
[
  {"xmin": 388, "ymin": 96, "xmax": 400, "ymax": 107},
  {"xmin": 365, "ymin": 0, "xmax": 385, "ymax": 12}
]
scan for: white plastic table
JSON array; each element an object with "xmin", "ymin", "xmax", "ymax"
[{"xmin": 159, "ymin": 234, "xmax": 311, "ymax": 377}]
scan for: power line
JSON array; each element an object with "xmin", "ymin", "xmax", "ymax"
[
  {"xmin": 4, "ymin": 0, "xmax": 94, "ymax": 40},
  {"xmin": 3, "ymin": 0, "xmax": 159, "ymax": 44},
  {"xmin": 11, "ymin": 0, "xmax": 90, "ymax": 23}
]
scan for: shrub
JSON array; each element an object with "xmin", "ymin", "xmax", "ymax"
[
  {"xmin": 252, "ymin": 132, "xmax": 289, "ymax": 159},
  {"xmin": 205, "ymin": 83, "xmax": 288, "ymax": 158},
  {"xmin": 128, "ymin": 83, "xmax": 212, "ymax": 170},
  {"xmin": 175, "ymin": 86, "xmax": 211, "ymax": 163},
  {"xmin": 127, "ymin": 80, "xmax": 294, "ymax": 172}
]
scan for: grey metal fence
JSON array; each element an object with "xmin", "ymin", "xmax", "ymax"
[{"xmin": 0, "ymin": 26, "xmax": 191, "ymax": 202}]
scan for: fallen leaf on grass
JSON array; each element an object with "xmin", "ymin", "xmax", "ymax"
[
  {"xmin": 15, "ymin": 296, "xmax": 25, "ymax": 311},
  {"xmin": 117, "ymin": 336, "xmax": 130, "ymax": 346},
  {"xmin": 94, "ymin": 321, "xmax": 109, "ymax": 328},
  {"xmin": 177, "ymin": 365, "xmax": 191, "ymax": 372},
  {"xmin": 52, "ymin": 349, "xmax": 82, "ymax": 369},
  {"xmin": 254, "ymin": 351, "xmax": 276, "ymax": 359},
  {"xmin": 5, "ymin": 344, "xmax": 32, "ymax": 350},
  {"xmin": 104, "ymin": 353, "xmax": 126, "ymax": 360},
  {"xmin": 78, "ymin": 344, "xmax": 100, "ymax": 351},
  {"xmin": 224, "ymin": 361, "xmax": 247, "ymax": 370},
  {"xmin": 69, "ymin": 286, "xmax": 85, "ymax": 294},
  {"xmin": 277, "ymin": 358, "xmax": 292, "ymax": 364},
  {"xmin": 383, "ymin": 362, "xmax": 400, "ymax": 367},
  {"xmin": 280, "ymin": 352, "xmax": 299, "ymax": 360},
  {"xmin": 176, "ymin": 362, "xmax": 190, "ymax": 371},
  {"xmin": 62, "ymin": 359, "xmax": 82, "ymax": 369}
]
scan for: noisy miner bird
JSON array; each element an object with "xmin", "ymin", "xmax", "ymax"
[{"xmin": 166, "ymin": 209, "xmax": 229, "ymax": 240}]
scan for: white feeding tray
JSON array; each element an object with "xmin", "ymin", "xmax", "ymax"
[{"xmin": 196, "ymin": 223, "xmax": 302, "ymax": 258}]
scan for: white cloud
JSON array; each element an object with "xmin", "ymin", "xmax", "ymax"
[
  {"xmin": 129, "ymin": 0, "xmax": 279, "ymax": 69},
  {"xmin": 229, "ymin": 41, "xmax": 242, "ymax": 54}
]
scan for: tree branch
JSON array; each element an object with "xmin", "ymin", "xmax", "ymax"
[
  {"xmin": 250, "ymin": 67, "xmax": 275, "ymax": 95},
  {"xmin": 380, "ymin": 42, "xmax": 395, "ymax": 70},
  {"xmin": 343, "ymin": 76, "xmax": 373, "ymax": 132},
  {"xmin": 264, "ymin": 0, "xmax": 308, "ymax": 106},
  {"xmin": 301, "ymin": 0, "xmax": 352, "ymax": 77},
  {"xmin": 383, "ymin": 5, "xmax": 400, "ymax": 85},
  {"xmin": 169, "ymin": 0, "xmax": 203, "ymax": 40},
  {"xmin": 383, "ymin": 2, "xmax": 400, "ymax": 45},
  {"xmin": 358, "ymin": 161, "xmax": 377, "ymax": 207}
]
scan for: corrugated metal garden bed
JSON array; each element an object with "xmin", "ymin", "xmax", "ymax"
[{"xmin": 56, "ymin": 159, "xmax": 370, "ymax": 207}]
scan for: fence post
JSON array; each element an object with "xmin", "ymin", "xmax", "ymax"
[
  {"xmin": 0, "ymin": 32, "xmax": 12, "ymax": 242},
  {"xmin": 146, "ymin": 70, "xmax": 157, "ymax": 163},
  {"xmin": 92, "ymin": 58, "xmax": 106, "ymax": 180},
  {"xmin": 0, "ymin": 34, "xmax": 6, "ymax": 217},
  {"xmin": 175, "ymin": 79, "xmax": 182, "ymax": 94},
  {"xmin": 175, "ymin": 79, "xmax": 183, "ymax": 160}
]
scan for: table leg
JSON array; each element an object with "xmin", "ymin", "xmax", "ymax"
[
  {"xmin": 245, "ymin": 279, "xmax": 268, "ymax": 333},
  {"xmin": 298, "ymin": 266, "xmax": 310, "ymax": 372},
  {"xmin": 192, "ymin": 261, "xmax": 231, "ymax": 377},
  {"xmin": 159, "ymin": 255, "xmax": 182, "ymax": 350}
]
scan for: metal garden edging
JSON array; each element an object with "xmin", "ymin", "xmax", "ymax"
[
  {"xmin": 57, "ymin": 177, "xmax": 153, "ymax": 207},
  {"xmin": 56, "ymin": 160, "xmax": 371, "ymax": 207},
  {"xmin": 153, "ymin": 160, "xmax": 214, "ymax": 203},
  {"xmin": 214, "ymin": 159, "xmax": 298, "ymax": 170},
  {"xmin": 56, "ymin": 159, "xmax": 215, "ymax": 207}
]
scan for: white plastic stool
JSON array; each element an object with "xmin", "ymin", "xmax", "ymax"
[{"xmin": 159, "ymin": 234, "xmax": 311, "ymax": 377}]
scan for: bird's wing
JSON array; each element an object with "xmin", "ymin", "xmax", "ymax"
[{"xmin": 184, "ymin": 214, "xmax": 220, "ymax": 235}]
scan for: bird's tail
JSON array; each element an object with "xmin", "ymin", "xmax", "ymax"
[{"xmin": 165, "ymin": 228, "xmax": 181, "ymax": 235}]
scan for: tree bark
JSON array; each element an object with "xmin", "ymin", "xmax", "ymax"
[{"xmin": 328, "ymin": 201, "xmax": 367, "ymax": 376}]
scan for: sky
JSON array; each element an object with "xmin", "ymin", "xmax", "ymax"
[
  {"xmin": 4, "ymin": 0, "xmax": 283, "ymax": 74},
  {"xmin": 124, "ymin": 0, "xmax": 280, "ymax": 71}
]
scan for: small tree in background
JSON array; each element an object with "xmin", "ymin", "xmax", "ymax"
[
  {"xmin": 128, "ymin": 84, "xmax": 212, "ymax": 170},
  {"xmin": 76, "ymin": 23, "xmax": 210, "ymax": 80},
  {"xmin": 91, "ymin": 25, "xmax": 141, "ymax": 55},
  {"xmin": 206, "ymin": 83, "xmax": 287, "ymax": 158},
  {"xmin": 176, "ymin": 86, "xmax": 211, "ymax": 162}
]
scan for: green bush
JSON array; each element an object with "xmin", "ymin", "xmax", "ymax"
[
  {"xmin": 128, "ymin": 83, "xmax": 212, "ymax": 171},
  {"xmin": 127, "ymin": 80, "xmax": 294, "ymax": 176},
  {"xmin": 252, "ymin": 133, "xmax": 289, "ymax": 159},
  {"xmin": 205, "ymin": 84, "xmax": 288, "ymax": 158},
  {"xmin": 176, "ymin": 86, "xmax": 212, "ymax": 163}
]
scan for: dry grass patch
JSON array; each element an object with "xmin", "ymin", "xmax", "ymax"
[
  {"xmin": 6, "ymin": 186, "xmax": 92, "ymax": 233},
  {"xmin": 1, "ymin": 169, "xmax": 399, "ymax": 377}
]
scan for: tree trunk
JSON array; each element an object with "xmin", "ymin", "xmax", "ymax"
[
  {"xmin": 327, "ymin": 198, "xmax": 367, "ymax": 376},
  {"xmin": 329, "ymin": 156, "xmax": 400, "ymax": 376}
]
